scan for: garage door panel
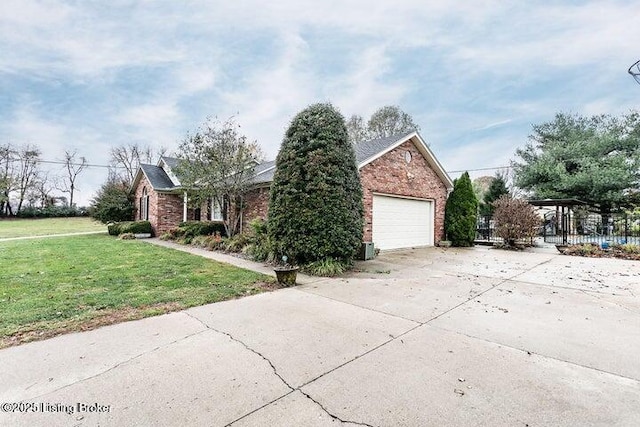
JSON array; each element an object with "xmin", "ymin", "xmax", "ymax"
[{"xmin": 372, "ymin": 195, "xmax": 433, "ymax": 250}]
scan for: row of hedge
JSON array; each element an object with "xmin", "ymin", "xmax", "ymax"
[
  {"xmin": 107, "ymin": 221, "xmax": 153, "ymax": 236},
  {"xmin": 12, "ymin": 206, "xmax": 89, "ymax": 218},
  {"xmin": 161, "ymin": 221, "xmax": 227, "ymax": 243}
]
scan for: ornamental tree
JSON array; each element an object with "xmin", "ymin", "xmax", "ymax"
[
  {"xmin": 444, "ymin": 171, "xmax": 478, "ymax": 246},
  {"xmin": 175, "ymin": 117, "xmax": 263, "ymax": 237},
  {"xmin": 492, "ymin": 195, "xmax": 540, "ymax": 246},
  {"xmin": 268, "ymin": 103, "xmax": 364, "ymax": 264}
]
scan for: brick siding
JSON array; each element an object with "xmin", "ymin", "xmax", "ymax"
[
  {"xmin": 359, "ymin": 140, "xmax": 448, "ymax": 243},
  {"xmin": 241, "ymin": 186, "xmax": 270, "ymax": 231},
  {"xmin": 134, "ymin": 139, "xmax": 448, "ymax": 243}
]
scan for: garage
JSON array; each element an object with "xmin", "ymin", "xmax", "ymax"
[{"xmin": 372, "ymin": 194, "xmax": 434, "ymax": 250}]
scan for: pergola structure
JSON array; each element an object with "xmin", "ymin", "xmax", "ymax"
[{"xmin": 528, "ymin": 198, "xmax": 592, "ymax": 245}]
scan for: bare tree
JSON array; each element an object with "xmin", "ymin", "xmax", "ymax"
[
  {"xmin": 14, "ymin": 145, "xmax": 41, "ymax": 214},
  {"xmin": 0, "ymin": 144, "xmax": 15, "ymax": 215},
  {"xmin": 33, "ymin": 172, "xmax": 56, "ymax": 208},
  {"xmin": 56, "ymin": 149, "xmax": 88, "ymax": 207},
  {"xmin": 110, "ymin": 143, "xmax": 166, "ymax": 185}
]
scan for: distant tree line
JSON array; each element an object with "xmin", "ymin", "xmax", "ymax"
[
  {"xmin": 0, "ymin": 143, "xmax": 89, "ymax": 217},
  {"xmin": 0, "ymin": 141, "xmax": 165, "ymax": 219}
]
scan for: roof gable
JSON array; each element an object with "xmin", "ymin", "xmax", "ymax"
[
  {"xmin": 356, "ymin": 131, "xmax": 453, "ymax": 189},
  {"xmin": 131, "ymin": 163, "xmax": 180, "ymax": 192},
  {"xmin": 158, "ymin": 156, "xmax": 182, "ymax": 186}
]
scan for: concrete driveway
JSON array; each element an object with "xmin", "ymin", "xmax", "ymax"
[{"xmin": 1, "ymin": 246, "xmax": 639, "ymax": 426}]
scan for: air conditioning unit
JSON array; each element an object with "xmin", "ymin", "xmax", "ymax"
[{"xmin": 359, "ymin": 242, "xmax": 375, "ymax": 260}]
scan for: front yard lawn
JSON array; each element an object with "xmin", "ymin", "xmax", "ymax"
[
  {"xmin": 0, "ymin": 217, "xmax": 106, "ymax": 239},
  {"xmin": 0, "ymin": 234, "xmax": 273, "ymax": 348}
]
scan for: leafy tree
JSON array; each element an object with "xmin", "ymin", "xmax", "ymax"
[
  {"xmin": 346, "ymin": 106, "xmax": 420, "ymax": 144},
  {"xmin": 367, "ymin": 105, "xmax": 420, "ymax": 139},
  {"xmin": 444, "ymin": 172, "xmax": 478, "ymax": 246},
  {"xmin": 268, "ymin": 103, "xmax": 364, "ymax": 265},
  {"xmin": 479, "ymin": 172, "xmax": 510, "ymax": 217},
  {"xmin": 492, "ymin": 195, "xmax": 540, "ymax": 246},
  {"xmin": 513, "ymin": 112, "xmax": 640, "ymax": 213},
  {"xmin": 90, "ymin": 174, "xmax": 134, "ymax": 223},
  {"xmin": 346, "ymin": 114, "xmax": 368, "ymax": 145},
  {"xmin": 175, "ymin": 117, "xmax": 263, "ymax": 237}
]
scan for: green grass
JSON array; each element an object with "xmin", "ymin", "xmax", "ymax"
[
  {"xmin": 0, "ymin": 234, "xmax": 273, "ymax": 347},
  {"xmin": 0, "ymin": 217, "xmax": 106, "ymax": 239}
]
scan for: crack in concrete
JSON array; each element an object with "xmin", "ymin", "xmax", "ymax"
[
  {"xmin": 183, "ymin": 312, "xmax": 294, "ymax": 391},
  {"xmin": 299, "ymin": 389, "xmax": 376, "ymax": 427},
  {"xmin": 28, "ymin": 327, "xmax": 208, "ymax": 400},
  {"xmin": 184, "ymin": 310, "xmax": 381, "ymax": 426}
]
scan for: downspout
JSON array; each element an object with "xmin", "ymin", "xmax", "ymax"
[{"xmin": 183, "ymin": 191, "xmax": 188, "ymax": 222}]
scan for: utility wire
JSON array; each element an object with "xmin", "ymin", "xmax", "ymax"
[
  {"xmin": 447, "ymin": 165, "xmax": 512, "ymax": 173},
  {"xmin": 6, "ymin": 156, "xmax": 518, "ymax": 174},
  {"xmin": 4, "ymin": 157, "xmax": 126, "ymax": 169}
]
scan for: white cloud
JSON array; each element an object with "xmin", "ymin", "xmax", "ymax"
[{"xmin": 1, "ymin": 0, "xmax": 639, "ymax": 206}]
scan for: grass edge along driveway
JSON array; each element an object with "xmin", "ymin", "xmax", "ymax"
[{"xmin": 0, "ymin": 234, "xmax": 275, "ymax": 348}]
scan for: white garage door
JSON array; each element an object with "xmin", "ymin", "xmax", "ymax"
[{"xmin": 372, "ymin": 194, "xmax": 434, "ymax": 250}]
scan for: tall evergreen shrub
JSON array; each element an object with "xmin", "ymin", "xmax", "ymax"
[
  {"xmin": 444, "ymin": 172, "xmax": 478, "ymax": 246},
  {"xmin": 268, "ymin": 103, "xmax": 364, "ymax": 264}
]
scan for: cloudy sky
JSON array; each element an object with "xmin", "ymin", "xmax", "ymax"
[{"xmin": 1, "ymin": 0, "xmax": 639, "ymax": 206}]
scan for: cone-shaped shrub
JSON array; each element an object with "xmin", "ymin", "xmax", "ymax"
[
  {"xmin": 268, "ymin": 103, "xmax": 364, "ymax": 264},
  {"xmin": 445, "ymin": 171, "xmax": 478, "ymax": 246}
]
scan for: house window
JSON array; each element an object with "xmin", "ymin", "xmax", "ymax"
[
  {"xmin": 210, "ymin": 199, "xmax": 223, "ymax": 221},
  {"xmin": 140, "ymin": 187, "xmax": 149, "ymax": 220}
]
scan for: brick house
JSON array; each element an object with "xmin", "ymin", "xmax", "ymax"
[{"xmin": 131, "ymin": 131, "xmax": 453, "ymax": 250}]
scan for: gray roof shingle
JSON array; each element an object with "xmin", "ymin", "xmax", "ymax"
[
  {"xmin": 140, "ymin": 164, "xmax": 177, "ymax": 190},
  {"xmin": 354, "ymin": 131, "xmax": 415, "ymax": 164},
  {"xmin": 150, "ymin": 132, "xmax": 425, "ymax": 189},
  {"xmin": 161, "ymin": 156, "xmax": 179, "ymax": 169},
  {"xmin": 247, "ymin": 132, "xmax": 416, "ymax": 186}
]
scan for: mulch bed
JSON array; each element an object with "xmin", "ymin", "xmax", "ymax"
[{"xmin": 560, "ymin": 243, "xmax": 640, "ymax": 261}]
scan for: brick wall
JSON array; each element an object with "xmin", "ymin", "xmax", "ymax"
[
  {"xmin": 359, "ymin": 140, "xmax": 448, "ymax": 243},
  {"xmin": 242, "ymin": 186, "xmax": 270, "ymax": 231},
  {"xmin": 132, "ymin": 174, "xmax": 194, "ymax": 235}
]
